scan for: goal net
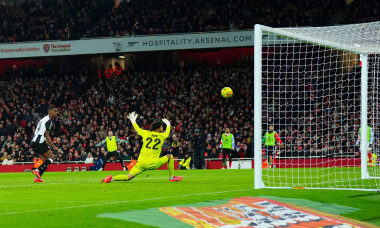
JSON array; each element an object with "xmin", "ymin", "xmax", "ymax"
[{"xmin": 254, "ymin": 22, "xmax": 380, "ymax": 191}]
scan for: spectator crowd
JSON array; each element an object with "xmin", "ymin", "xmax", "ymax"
[
  {"xmin": 0, "ymin": 55, "xmax": 254, "ymax": 165},
  {"xmin": 340, "ymin": 0, "xmax": 380, "ymax": 24},
  {"xmin": 0, "ymin": 0, "xmax": 353, "ymax": 43}
]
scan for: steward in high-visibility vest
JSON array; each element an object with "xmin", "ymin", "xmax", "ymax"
[
  {"xmin": 178, "ymin": 153, "xmax": 192, "ymax": 170},
  {"xmin": 96, "ymin": 131, "xmax": 128, "ymax": 171}
]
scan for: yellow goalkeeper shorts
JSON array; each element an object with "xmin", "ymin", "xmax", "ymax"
[{"xmin": 129, "ymin": 156, "xmax": 169, "ymax": 176}]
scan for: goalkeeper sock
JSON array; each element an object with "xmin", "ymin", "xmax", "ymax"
[
  {"xmin": 168, "ymin": 155, "xmax": 174, "ymax": 178},
  {"xmin": 113, "ymin": 175, "xmax": 129, "ymax": 181}
]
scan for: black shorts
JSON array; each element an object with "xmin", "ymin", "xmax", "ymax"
[
  {"xmin": 222, "ymin": 148, "xmax": 236, "ymax": 157},
  {"xmin": 31, "ymin": 142, "xmax": 50, "ymax": 155}
]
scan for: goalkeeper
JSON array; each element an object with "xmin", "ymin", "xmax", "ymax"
[
  {"xmin": 262, "ymin": 125, "xmax": 283, "ymax": 168},
  {"xmin": 101, "ymin": 112, "xmax": 183, "ymax": 183}
]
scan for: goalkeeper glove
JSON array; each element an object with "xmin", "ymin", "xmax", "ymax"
[
  {"xmin": 128, "ymin": 112, "xmax": 138, "ymax": 123},
  {"xmin": 162, "ymin": 118, "xmax": 170, "ymax": 127}
]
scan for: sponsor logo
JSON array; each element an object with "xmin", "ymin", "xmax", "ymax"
[
  {"xmin": 50, "ymin": 43, "xmax": 71, "ymax": 52},
  {"xmin": 43, "ymin": 44, "xmax": 50, "ymax": 53},
  {"xmin": 127, "ymin": 42, "xmax": 138, "ymax": 47},
  {"xmin": 142, "ymin": 35, "xmax": 252, "ymax": 47},
  {"xmin": 0, "ymin": 47, "xmax": 40, "ymax": 53},
  {"xmin": 160, "ymin": 197, "xmax": 366, "ymax": 228}
]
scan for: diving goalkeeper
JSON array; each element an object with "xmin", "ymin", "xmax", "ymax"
[{"xmin": 100, "ymin": 112, "xmax": 183, "ymax": 183}]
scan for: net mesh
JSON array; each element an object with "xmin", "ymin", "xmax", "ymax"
[
  {"xmin": 263, "ymin": 21, "xmax": 380, "ymax": 54},
  {"xmin": 258, "ymin": 22, "xmax": 380, "ymax": 190}
]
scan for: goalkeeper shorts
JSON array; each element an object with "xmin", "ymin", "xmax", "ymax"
[{"xmin": 129, "ymin": 156, "xmax": 169, "ymax": 176}]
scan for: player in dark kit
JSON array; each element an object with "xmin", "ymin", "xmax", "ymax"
[{"xmin": 30, "ymin": 106, "xmax": 59, "ymax": 182}]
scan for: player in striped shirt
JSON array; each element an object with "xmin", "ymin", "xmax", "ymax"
[
  {"xmin": 101, "ymin": 112, "xmax": 183, "ymax": 183},
  {"xmin": 31, "ymin": 106, "xmax": 59, "ymax": 182}
]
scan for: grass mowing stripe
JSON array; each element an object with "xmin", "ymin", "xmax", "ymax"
[{"xmin": 1, "ymin": 188, "xmax": 252, "ymax": 215}]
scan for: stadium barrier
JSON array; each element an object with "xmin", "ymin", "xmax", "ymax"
[{"xmin": 0, "ymin": 158, "xmax": 362, "ymax": 173}]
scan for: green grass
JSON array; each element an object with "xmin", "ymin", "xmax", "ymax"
[{"xmin": 0, "ymin": 169, "xmax": 380, "ymax": 227}]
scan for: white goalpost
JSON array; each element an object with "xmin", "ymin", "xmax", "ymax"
[{"xmin": 254, "ymin": 21, "xmax": 380, "ymax": 191}]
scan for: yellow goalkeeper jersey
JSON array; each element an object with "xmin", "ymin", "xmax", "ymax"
[{"xmin": 133, "ymin": 123, "xmax": 170, "ymax": 163}]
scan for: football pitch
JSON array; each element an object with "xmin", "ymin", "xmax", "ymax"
[{"xmin": 1, "ymin": 169, "xmax": 380, "ymax": 227}]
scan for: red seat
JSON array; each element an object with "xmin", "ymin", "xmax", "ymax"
[{"xmin": 19, "ymin": 120, "xmax": 26, "ymax": 128}]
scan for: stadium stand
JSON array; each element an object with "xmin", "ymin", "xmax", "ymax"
[
  {"xmin": 0, "ymin": 0, "xmax": 349, "ymax": 43},
  {"xmin": 0, "ymin": 55, "xmax": 254, "ymax": 163}
]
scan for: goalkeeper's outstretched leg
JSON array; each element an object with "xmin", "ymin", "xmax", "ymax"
[{"xmin": 101, "ymin": 154, "xmax": 183, "ymax": 183}]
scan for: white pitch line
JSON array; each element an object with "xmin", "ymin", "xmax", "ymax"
[
  {"xmin": 0, "ymin": 200, "xmax": 119, "ymax": 203},
  {"xmin": 0, "ymin": 182, "xmax": 98, "ymax": 188},
  {"xmin": 0, "ymin": 177, "xmax": 175, "ymax": 188},
  {"xmin": 1, "ymin": 188, "xmax": 253, "ymax": 215}
]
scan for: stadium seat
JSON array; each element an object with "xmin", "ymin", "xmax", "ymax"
[{"xmin": 19, "ymin": 120, "xmax": 26, "ymax": 128}]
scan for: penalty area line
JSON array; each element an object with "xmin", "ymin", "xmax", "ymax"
[{"xmin": 1, "ymin": 188, "xmax": 253, "ymax": 215}]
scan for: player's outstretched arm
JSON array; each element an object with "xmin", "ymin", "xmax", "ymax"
[
  {"xmin": 95, "ymin": 139, "xmax": 106, "ymax": 147},
  {"xmin": 128, "ymin": 112, "xmax": 143, "ymax": 135},
  {"xmin": 162, "ymin": 118, "xmax": 171, "ymax": 137},
  {"xmin": 127, "ymin": 111, "xmax": 138, "ymax": 123},
  {"xmin": 115, "ymin": 137, "xmax": 128, "ymax": 144}
]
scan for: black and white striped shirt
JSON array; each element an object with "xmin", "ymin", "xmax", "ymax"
[{"xmin": 31, "ymin": 115, "xmax": 52, "ymax": 143}]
